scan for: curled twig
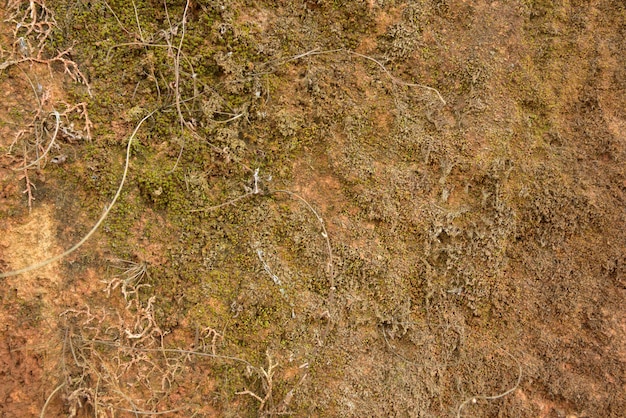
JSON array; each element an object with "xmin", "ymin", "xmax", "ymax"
[
  {"xmin": 0, "ymin": 110, "xmax": 157, "ymax": 279},
  {"xmin": 252, "ymin": 47, "xmax": 446, "ymax": 105},
  {"xmin": 40, "ymin": 382, "xmax": 66, "ymax": 418},
  {"xmin": 456, "ymin": 349, "xmax": 523, "ymax": 418}
]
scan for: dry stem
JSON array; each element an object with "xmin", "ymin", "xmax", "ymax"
[
  {"xmin": 236, "ymin": 351, "xmax": 279, "ymax": 414},
  {"xmin": 0, "ymin": 110, "xmax": 157, "ymax": 279},
  {"xmin": 456, "ymin": 349, "xmax": 523, "ymax": 417}
]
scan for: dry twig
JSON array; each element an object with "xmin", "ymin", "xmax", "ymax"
[
  {"xmin": 236, "ymin": 351, "xmax": 280, "ymax": 414},
  {"xmin": 0, "ymin": 110, "xmax": 157, "ymax": 279},
  {"xmin": 456, "ymin": 349, "xmax": 523, "ymax": 417}
]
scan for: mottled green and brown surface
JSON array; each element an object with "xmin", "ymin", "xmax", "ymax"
[{"xmin": 0, "ymin": 1, "xmax": 625, "ymax": 417}]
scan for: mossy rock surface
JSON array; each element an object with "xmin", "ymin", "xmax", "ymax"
[{"xmin": 0, "ymin": 1, "xmax": 625, "ymax": 417}]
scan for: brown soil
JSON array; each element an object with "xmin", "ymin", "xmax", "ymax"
[{"xmin": 1, "ymin": 0, "xmax": 625, "ymax": 417}]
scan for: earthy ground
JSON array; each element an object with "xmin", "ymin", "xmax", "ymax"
[{"xmin": 0, "ymin": 0, "xmax": 625, "ymax": 417}]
